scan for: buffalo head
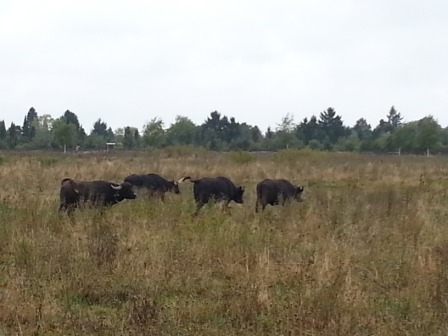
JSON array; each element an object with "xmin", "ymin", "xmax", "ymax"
[
  {"xmin": 234, "ymin": 186, "xmax": 245, "ymax": 204},
  {"xmin": 112, "ymin": 182, "xmax": 137, "ymax": 201},
  {"xmin": 295, "ymin": 186, "xmax": 304, "ymax": 202}
]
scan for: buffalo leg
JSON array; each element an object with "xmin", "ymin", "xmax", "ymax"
[
  {"xmin": 221, "ymin": 200, "xmax": 231, "ymax": 213},
  {"xmin": 194, "ymin": 200, "xmax": 206, "ymax": 216}
]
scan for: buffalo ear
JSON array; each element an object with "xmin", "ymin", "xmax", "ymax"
[
  {"xmin": 173, "ymin": 181, "xmax": 179, "ymax": 186},
  {"xmin": 297, "ymin": 186, "xmax": 304, "ymax": 193},
  {"xmin": 239, "ymin": 186, "xmax": 245, "ymax": 192},
  {"xmin": 111, "ymin": 184, "xmax": 122, "ymax": 190}
]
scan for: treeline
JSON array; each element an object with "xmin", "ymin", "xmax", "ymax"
[{"xmin": 1, "ymin": 106, "xmax": 447, "ymax": 154}]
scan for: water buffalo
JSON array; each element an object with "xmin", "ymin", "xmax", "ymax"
[
  {"xmin": 255, "ymin": 179, "xmax": 304, "ymax": 212},
  {"xmin": 59, "ymin": 178, "xmax": 137, "ymax": 214},
  {"xmin": 184, "ymin": 176, "xmax": 245, "ymax": 214},
  {"xmin": 124, "ymin": 173, "xmax": 190, "ymax": 202}
]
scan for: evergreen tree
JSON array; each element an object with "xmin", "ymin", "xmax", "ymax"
[
  {"xmin": 318, "ymin": 107, "xmax": 346, "ymax": 147},
  {"xmin": 22, "ymin": 107, "xmax": 38, "ymax": 141},
  {"xmin": 296, "ymin": 116, "xmax": 321, "ymax": 145},
  {"xmin": 123, "ymin": 126, "xmax": 134, "ymax": 149},
  {"xmin": 199, "ymin": 111, "xmax": 230, "ymax": 150},
  {"xmin": 7, "ymin": 122, "xmax": 20, "ymax": 148},
  {"xmin": 62, "ymin": 110, "xmax": 86, "ymax": 145},
  {"xmin": 91, "ymin": 119, "xmax": 108, "ymax": 137},
  {"xmin": 134, "ymin": 129, "xmax": 141, "ymax": 148},
  {"xmin": 387, "ymin": 106, "xmax": 403, "ymax": 129},
  {"xmin": 0, "ymin": 120, "xmax": 6, "ymax": 140}
]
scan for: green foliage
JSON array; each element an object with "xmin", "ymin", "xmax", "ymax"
[
  {"xmin": 52, "ymin": 118, "xmax": 77, "ymax": 148},
  {"xmin": 143, "ymin": 118, "xmax": 166, "ymax": 147},
  {"xmin": 0, "ymin": 120, "xmax": 6, "ymax": 140},
  {"xmin": 2, "ymin": 104, "xmax": 447, "ymax": 155},
  {"xmin": 318, "ymin": 107, "xmax": 347, "ymax": 145},
  {"xmin": 165, "ymin": 115, "xmax": 198, "ymax": 146},
  {"xmin": 353, "ymin": 118, "xmax": 372, "ymax": 140},
  {"xmin": 123, "ymin": 126, "xmax": 139, "ymax": 149},
  {"xmin": 334, "ymin": 133, "xmax": 361, "ymax": 152},
  {"xmin": 7, "ymin": 122, "xmax": 20, "ymax": 148},
  {"xmin": 22, "ymin": 107, "xmax": 38, "ymax": 141},
  {"xmin": 415, "ymin": 116, "xmax": 441, "ymax": 152}
]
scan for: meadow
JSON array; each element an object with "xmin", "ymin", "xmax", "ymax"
[{"xmin": 0, "ymin": 149, "xmax": 448, "ymax": 335}]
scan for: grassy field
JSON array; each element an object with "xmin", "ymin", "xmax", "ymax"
[{"xmin": 1, "ymin": 149, "xmax": 448, "ymax": 335}]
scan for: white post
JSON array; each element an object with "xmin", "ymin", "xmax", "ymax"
[
  {"xmin": 64, "ymin": 144, "xmax": 66, "ymax": 153},
  {"xmin": 398, "ymin": 147, "xmax": 401, "ymax": 156},
  {"xmin": 426, "ymin": 148, "xmax": 430, "ymax": 157}
]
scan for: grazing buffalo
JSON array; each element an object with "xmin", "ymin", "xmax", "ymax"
[
  {"xmin": 184, "ymin": 176, "xmax": 245, "ymax": 214},
  {"xmin": 59, "ymin": 178, "xmax": 137, "ymax": 214},
  {"xmin": 255, "ymin": 179, "xmax": 304, "ymax": 212},
  {"xmin": 124, "ymin": 173, "xmax": 190, "ymax": 202}
]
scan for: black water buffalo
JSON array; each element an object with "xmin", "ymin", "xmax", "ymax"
[
  {"xmin": 124, "ymin": 173, "xmax": 189, "ymax": 202},
  {"xmin": 255, "ymin": 179, "xmax": 304, "ymax": 212},
  {"xmin": 184, "ymin": 176, "xmax": 245, "ymax": 214},
  {"xmin": 59, "ymin": 178, "xmax": 137, "ymax": 214}
]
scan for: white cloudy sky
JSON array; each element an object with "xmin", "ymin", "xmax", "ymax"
[{"xmin": 1, "ymin": 0, "xmax": 447, "ymax": 132}]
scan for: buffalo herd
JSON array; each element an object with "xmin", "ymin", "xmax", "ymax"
[{"xmin": 59, "ymin": 173, "xmax": 304, "ymax": 215}]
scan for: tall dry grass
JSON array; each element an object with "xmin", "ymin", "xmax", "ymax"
[{"xmin": 0, "ymin": 149, "xmax": 448, "ymax": 335}]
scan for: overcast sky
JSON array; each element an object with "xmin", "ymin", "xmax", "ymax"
[{"xmin": 1, "ymin": 0, "xmax": 447, "ymax": 132}]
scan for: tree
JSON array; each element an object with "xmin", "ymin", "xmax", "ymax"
[
  {"xmin": 250, "ymin": 126, "xmax": 262, "ymax": 144},
  {"xmin": 318, "ymin": 107, "xmax": 347, "ymax": 148},
  {"xmin": 87, "ymin": 119, "xmax": 114, "ymax": 148},
  {"xmin": 390, "ymin": 121, "xmax": 417, "ymax": 152},
  {"xmin": 52, "ymin": 118, "xmax": 77, "ymax": 149},
  {"xmin": 61, "ymin": 110, "xmax": 86, "ymax": 145},
  {"xmin": 229, "ymin": 123, "xmax": 252, "ymax": 150},
  {"xmin": 32, "ymin": 114, "xmax": 54, "ymax": 148},
  {"xmin": 165, "ymin": 116, "xmax": 198, "ymax": 146},
  {"xmin": 7, "ymin": 122, "xmax": 20, "ymax": 148},
  {"xmin": 372, "ymin": 107, "xmax": 403, "ymax": 139},
  {"xmin": 0, "ymin": 120, "xmax": 6, "ymax": 140},
  {"xmin": 123, "ymin": 126, "xmax": 138, "ymax": 149},
  {"xmin": 296, "ymin": 116, "xmax": 321, "ymax": 145},
  {"xmin": 91, "ymin": 119, "xmax": 108, "ymax": 137},
  {"xmin": 387, "ymin": 106, "xmax": 403, "ymax": 129},
  {"xmin": 353, "ymin": 118, "xmax": 372, "ymax": 140},
  {"xmin": 415, "ymin": 116, "xmax": 441, "ymax": 153},
  {"xmin": 273, "ymin": 113, "xmax": 300, "ymax": 149},
  {"xmin": 143, "ymin": 118, "xmax": 166, "ymax": 147},
  {"xmin": 22, "ymin": 107, "xmax": 38, "ymax": 141},
  {"xmin": 199, "ymin": 111, "xmax": 231, "ymax": 150}
]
